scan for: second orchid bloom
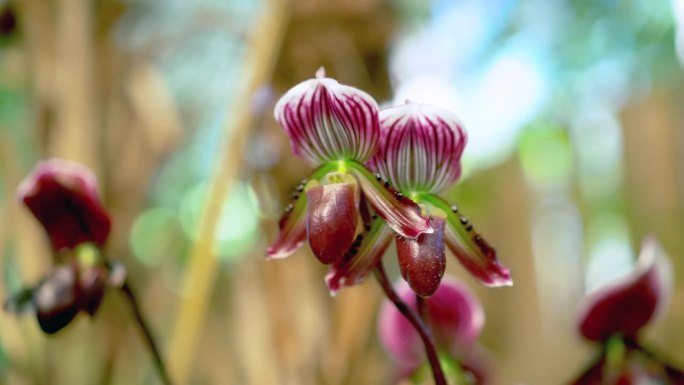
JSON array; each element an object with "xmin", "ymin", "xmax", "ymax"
[{"xmin": 268, "ymin": 69, "xmax": 512, "ymax": 296}]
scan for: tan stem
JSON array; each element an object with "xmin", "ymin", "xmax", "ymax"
[{"xmin": 166, "ymin": 1, "xmax": 288, "ymax": 383}]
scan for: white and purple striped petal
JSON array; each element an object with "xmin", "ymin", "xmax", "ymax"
[
  {"xmin": 274, "ymin": 68, "xmax": 380, "ymax": 165},
  {"xmin": 371, "ymin": 102, "xmax": 466, "ymax": 193}
]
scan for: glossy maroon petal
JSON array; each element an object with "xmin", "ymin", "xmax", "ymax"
[
  {"xmin": 325, "ymin": 217, "xmax": 392, "ymax": 295},
  {"xmin": 17, "ymin": 159, "xmax": 111, "ymax": 250},
  {"xmin": 577, "ymin": 237, "xmax": 672, "ymax": 342},
  {"xmin": 370, "ymin": 101, "xmax": 466, "ymax": 193},
  {"xmin": 274, "ymin": 68, "xmax": 379, "ymax": 165},
  {"xmin": 396, "ymin": 217, "xmax": 447, "ymax": 297},
  {"xmin": 305, "ymin": 178, "xmax": 360, "ymax": 265},
  {"xmin": 266, "ymin": 163, "xmax": 337, "ymax": 259},
  {"xmin": 378, "ymin": 277, "xmax": 484, "ymax": 370},
  {"xmin": 33, "ymin": 265, "xmax": 79, "ymax": 334}
]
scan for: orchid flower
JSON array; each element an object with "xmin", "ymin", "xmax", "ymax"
[
  {"xmin": 17, "ymin": 159, "xmax": 111, "ymax": 251},
  {"xmin": 327, "ymin": 102, "xmax": 511, "ymax": 297},
  {"xmin": 267, "ymin": 69, "xmax": 432, "ymax": 268},
  {"xmin": 7, "ymin": 159, "xmax": 124, "ymax": 334},
  {"xmin": 7, "ymin": 159, "xmax": 170, "ymax": 382},
  {"xmin": 571, "ymin": 237, "xmax": 684, "ymax": 385},
  {"xmin": 379, "ymin": 277, "xmax": 490, "ymax": 385}
]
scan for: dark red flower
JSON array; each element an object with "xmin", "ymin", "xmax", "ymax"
[
  {"xmin": 17, "ymin": 159, "xmax": 111, "ymax": 250},
  {"xmin": 267, "ymin": 70, "xmax": 433, "ymax": 293},
  {"xmin": 368, "ymin": 102, "xmax": 512, "ymax": 295},
  {"xmin": 577, "ymin": 237, "xmax": 671, "ymax": 342},
  {"xmin": 570, "ymin": 238, "xmax": 683, "ymax": 385}
]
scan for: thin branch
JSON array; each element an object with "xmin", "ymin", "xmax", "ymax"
[
  {"xmin": 374, "ymin": 262, "xmax": 447, "ymax": 385},
  {"xmin": 120, "ymin": 281, "xmax": 172, "ymax": 385}
]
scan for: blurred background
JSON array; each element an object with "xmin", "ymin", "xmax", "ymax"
[{"xmin": 0, "ymin": 0, "xmax": 683, "ymax": 384}]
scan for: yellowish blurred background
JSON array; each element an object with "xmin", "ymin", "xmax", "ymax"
[{"xmin": 0, "ymin": 0, "xmax": 683, "ymax": 384}]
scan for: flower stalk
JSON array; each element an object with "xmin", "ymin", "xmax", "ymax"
[
  {"xmin": 9, "ymin": 158, "xmax": 172, "ymax": 385},
  {"xmin": 416, "ymin": 294, "xmax": 430, "ymax": 329},
  {"xmin": 120, "ymin": 281, "xmax": 172, "ymax": 385},
  {"xmin": 374, "ymin": 262, "xmax": 447, "ymax": 385}
]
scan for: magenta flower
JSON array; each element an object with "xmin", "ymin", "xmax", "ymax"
[
  {"xmin": 267, "ymin": 69, "xmax": 432, "ymax": 269},
  {"xmin": 328, "ymin": 102, "xmax": 511, "ymax": 297},
  {"xmin": 379, "ymin": 277, "xmax": 489, "ymax": 384},
  {"xmin": 571, "ymin": 237, "xmax": 683, "ymax": 385},
  {"xmin": 17, "ymin": 159, "xmax": 111, "ymax": 250}
]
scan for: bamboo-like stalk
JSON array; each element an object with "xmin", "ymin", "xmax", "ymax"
[
  {"xmin": 53, "ymin": 0, "xmax": 97, "ymax": 169},
  {"xmin": 166, "ymin": 1, "xmax": 288, "ymax": 383}
]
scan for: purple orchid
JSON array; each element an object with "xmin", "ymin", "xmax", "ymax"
[
  {"xmin": 571, "ymin": 237, "xmax": 684, "ymax": 385},
  {"xmin": 8, "ymin": 159, "xmax": 125, "ymax": 334},
  {"xmin": 327, "ymin": 102, "xmax": 511, "ymax": 296},
  {"xmin": 379, "ymin": 277, "xmax": 490, "ymax": 384},
  {"xmin": 267, "ymin": 69, "xmax": 432, "ymax": 268}
]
